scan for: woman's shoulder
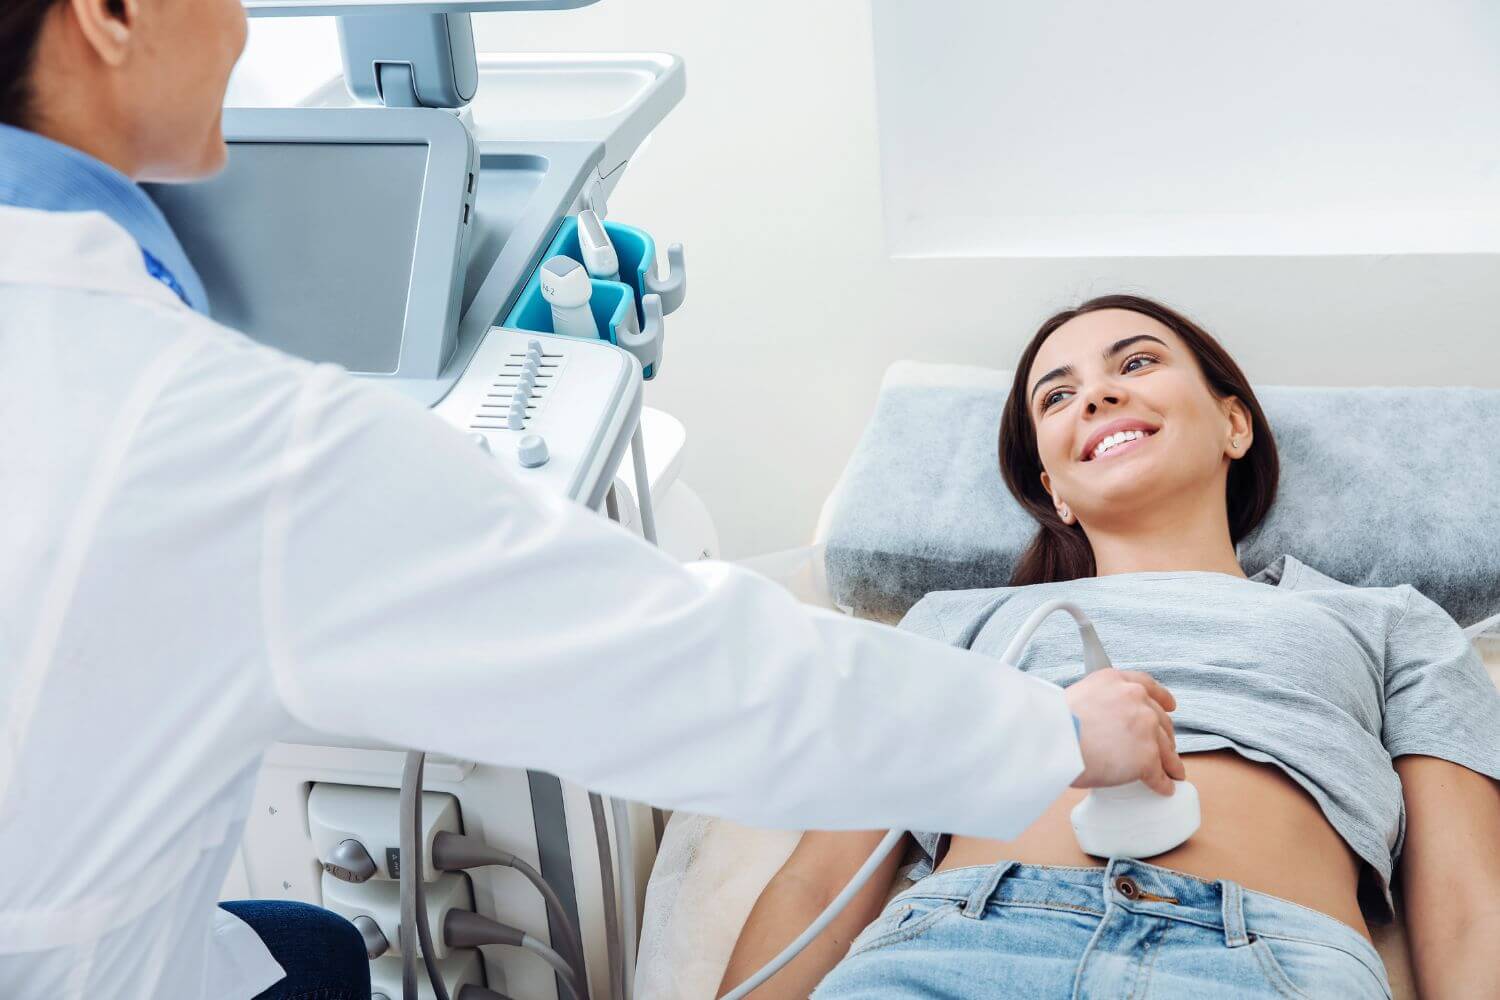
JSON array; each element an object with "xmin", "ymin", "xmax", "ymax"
[
  {"xmin": 1261, "ymin": 554, "xmax": 1431, "ymax": 647},
  {"xmin": 1264, "ymin": 554, "xmax": 1412, "ymax": 605}
]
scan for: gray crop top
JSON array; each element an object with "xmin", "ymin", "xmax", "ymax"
[{"xmin": 902, "ymin": 555, "xmax": 1500, "ymax": 923}]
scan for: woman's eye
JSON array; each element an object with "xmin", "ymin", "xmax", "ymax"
[
  {"xmin": 1123, "ymin": 353, "xmax": 1158, "ymax": 374},
  {"xmin": 1042, "ymin": 389, "xmax": 1071, "ymax": 410}
]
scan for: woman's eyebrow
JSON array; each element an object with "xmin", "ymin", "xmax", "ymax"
[
  {"xmin": 1105, "ymin": 333, "xmax": 1169, "ymax": 358},
  {"xmin": 1030, "ymin": 363, "xmax": 1075, "ymax": 404}
]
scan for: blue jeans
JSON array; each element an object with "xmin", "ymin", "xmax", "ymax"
[
  {"xmin": 813, "ymin": 860, "xmax": 1391, "ymax": 999},
  {"xmin": 219, "ymin": 901, "xmax": 371, "ymax": 1000}
]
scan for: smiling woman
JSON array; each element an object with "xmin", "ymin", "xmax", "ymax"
[
  {"xmin": 722, "ymin": 294, "xmax": 1500, "ymax": 1000},
  {"xmin": 999, "ymin": 295, "xmax": 1280, "ymax": 587}
]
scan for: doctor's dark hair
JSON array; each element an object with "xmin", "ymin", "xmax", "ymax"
[
  {"xmin": 0, "ymin": 0, "xmax": 60, "ymax": 128},
  {"xmin": 0, "ymin": 0, "xmax": 124, "ymax": 129},
  {"xmin": 997, "ymin": 294, "xmax": 1279, "ymax": 587}
]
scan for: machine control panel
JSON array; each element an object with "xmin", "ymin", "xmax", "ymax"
[{"xmin": 431, "ymin": 328, "xmax": 639, "ymax": 506}]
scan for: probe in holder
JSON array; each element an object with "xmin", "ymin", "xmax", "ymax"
[
  {"xmin": 576, "ymin": 210, "xmax": 620, "ymax": 282},
  {"xmin": 539, "ymin": 257, "xmax": 600, "ymax": 340},
  {"xmin": 503, "ymin": 216, "xmax": 680, "ymax": 378}
]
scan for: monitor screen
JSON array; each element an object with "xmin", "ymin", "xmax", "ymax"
[{"xmin": 148, "ymin": 141, "xmax": 430, "ymax": 373}]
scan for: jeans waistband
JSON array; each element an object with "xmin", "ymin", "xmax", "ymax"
[{"xmin": 895, "ymin": 860, "xmax": 1386, "ymax": 985}]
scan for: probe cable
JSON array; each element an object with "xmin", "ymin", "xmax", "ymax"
[
  {"xmin": 589, "ymin": 791, "xmax": 625, "ymax": 1000},
  {"xmin": 718, "ymin": 828, "xmax": 906, "ymax": 999},
  {"xmin": 609, "ymin": 797, "xmax": 638, "ymax": 1000},
  {"xmin": 401, "ymin": 751, "xmax": 451, "ymax": 1000}
]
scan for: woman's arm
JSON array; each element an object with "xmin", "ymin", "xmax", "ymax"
[
  {"xmin": 718, "ymin": 831, "xmax": 909, "ymax": 999},
  {"xmin": 1394, "ymin": 755, "xmax": 1500, "ymax": 999}
]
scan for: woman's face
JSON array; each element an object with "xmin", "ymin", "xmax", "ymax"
[
  {"xmin": 1025, "ymin": 308, "xmax": 1251, "ymax": 529},
  {"xmin": 119, "ymin": 0, "xmax": 248, "ymax": 181}
]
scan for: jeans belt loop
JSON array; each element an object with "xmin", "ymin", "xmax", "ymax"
[
  {"xmin": 961, "ymin": 861, "xmax": 1016, "ymax": 919},
  {"xmin": 1221, "ymin": 879, "xmax": 1251, "ymax": 948}
]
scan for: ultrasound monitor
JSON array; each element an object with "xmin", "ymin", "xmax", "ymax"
[{"xmin": 147, "ymin": 107, "xmax": 477, "ymax": 379}]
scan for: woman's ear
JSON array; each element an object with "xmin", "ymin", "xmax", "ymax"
[
  {"xmin": 1040, "ymin": 471, "xmax": 1074, "ymax": 524},
  {"xmin": 65, "ymin": 0, "xmax": 137, "ymax": 68},
  {"xmin": 1222, "ymin": 396, "xmax": 1253, "ymax": 459}
]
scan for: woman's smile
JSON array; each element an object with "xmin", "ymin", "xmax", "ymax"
[
  {"xmin": 1079, "ymin": 418, "xmax": 1161, "ymax": 462},
  {"xmin": 1088, "ymin": 429, "xmax": 1156, "ymax": 462}
]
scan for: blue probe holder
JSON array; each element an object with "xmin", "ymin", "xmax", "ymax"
[{"xmin": 505, "ymin": 217, "xmax": 665, "ymax": 379}]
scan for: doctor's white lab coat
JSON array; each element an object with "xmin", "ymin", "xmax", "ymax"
[{"xmin": 0, "ymin": 205, "xmax": 1083, "ymax": 999}]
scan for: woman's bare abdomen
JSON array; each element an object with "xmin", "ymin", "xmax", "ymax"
[{"xmin": 937, "ymin": 750, "xmax": 1371, "ymax": 942}]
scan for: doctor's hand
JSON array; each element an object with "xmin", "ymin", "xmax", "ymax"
[{"xmin": 1064, "ymin": 670, "xmax": 1186, "ymax": 796}]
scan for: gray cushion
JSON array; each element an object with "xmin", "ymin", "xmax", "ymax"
[{"xmin": 824, "ymin": 362, "xmax": 1500, "ymax": 627}]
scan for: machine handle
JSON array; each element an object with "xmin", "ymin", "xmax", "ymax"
[
  {"xmin": 619, "ymin": 293, "xmax": 665, "ymax": 379},
  {"xmin": 644, "ymin": 243, "xmax": 687, "ymax": 316}
]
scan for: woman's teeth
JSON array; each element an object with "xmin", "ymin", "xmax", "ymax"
[{"xmin": 1092, "ymin": 429, "xmax": 1151, "ymax": 460}]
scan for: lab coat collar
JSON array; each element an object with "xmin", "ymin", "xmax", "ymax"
[
  {"xmin": 0, "ymin": 123, "xmax": 209, "ymax": 313},
  {"xmin": 0, "ymin": 204, "xmax": 187, "ymax": 311}
]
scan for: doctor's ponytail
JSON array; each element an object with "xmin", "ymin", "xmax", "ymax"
[
  {"xmin": 998, "ymin": 294, "xmax": 1279, "ymax": 587},
  {"xmin": 0, "ymin": 0, "xmax": 60, "ymax": 129}
]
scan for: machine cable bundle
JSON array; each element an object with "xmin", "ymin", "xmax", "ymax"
[
  {"xmin": 400, "ymin": 752, "xmax": 607, "ymax": 1000},
  {"xmin": 432, "ymin": 832, "xmax": 589, "ymax": 985}
]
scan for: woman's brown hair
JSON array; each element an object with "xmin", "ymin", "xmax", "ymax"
[{"xmin": 998, "ymin": 294, "xmax": 1279, "ymax": 587}]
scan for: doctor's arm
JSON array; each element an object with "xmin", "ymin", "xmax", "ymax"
[{"xmin": 260, "ymin": 370, "xmax": 1085, "ymax": 836}]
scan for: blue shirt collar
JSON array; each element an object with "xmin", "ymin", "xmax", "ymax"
[{"xmin": 0, "ymin": 122, "xmax": 209, "ymax": 314}]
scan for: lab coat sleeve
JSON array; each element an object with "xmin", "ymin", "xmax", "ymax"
[{"xmin": 261, "ymin": 367, "xmax": 1082, "ymax": 838}]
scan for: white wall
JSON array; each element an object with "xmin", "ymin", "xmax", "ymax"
[
  {"xmin": 870, "ymin": 0, "xmax": 1500, "ymax": 257},
  {"xmin": 251, "ymin": 3, "xmax": 1500, "ymax": 558}
]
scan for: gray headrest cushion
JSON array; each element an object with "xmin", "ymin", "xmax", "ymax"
[{"xmin": 824, "ymin": 363, "xmax": 1500, "ymax": 626}]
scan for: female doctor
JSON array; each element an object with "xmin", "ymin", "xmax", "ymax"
[{"xmin": 0, "ymin": 1, "xmax": 1184, "ymax": 998}]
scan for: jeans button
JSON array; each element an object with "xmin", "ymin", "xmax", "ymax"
[{"xmin": 1114, "ymin": 876, "xmax": 1140, "ymax": 899}]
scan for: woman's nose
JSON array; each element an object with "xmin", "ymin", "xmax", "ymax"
[{"xmin": 1083, "ymin": 381, "xmax": 1127, "ymax": 415}]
